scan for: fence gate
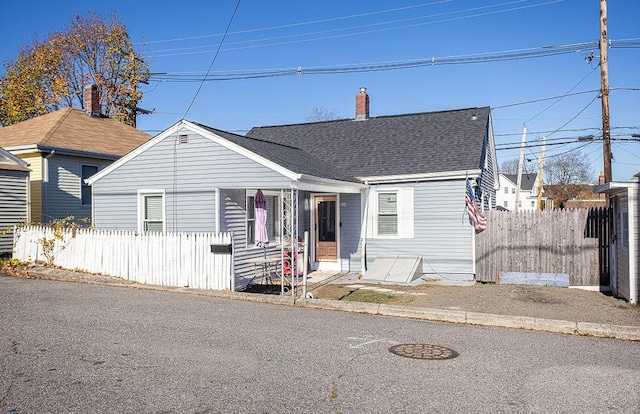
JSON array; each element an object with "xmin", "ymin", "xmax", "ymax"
[{"xmin": 475, "ymin": 208, "xmax": 610, "ymax": 287}]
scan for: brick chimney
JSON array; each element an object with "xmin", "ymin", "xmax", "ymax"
[
  {"xmin": 598, "ymin": 171, "xmax": 606, "ymax": 200},
  {"xmin": 355, "ymin": 87, "xmax": 369, "ymax": 121},
  {"xmin": 84, "ymin": 84, "xmax": 100, "ymax": 116}
]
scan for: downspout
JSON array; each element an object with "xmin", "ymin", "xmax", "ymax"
[
  {"xmin": 628, "ymin": 186, "xmax": 637, "ymax": 304},
  {"xmin": 360, "ymin": 182, "xmax": 370, "ymax": 273},
  {"xmin": 43, "ymin": 150, "xmax": 55, "ymax": 223}
]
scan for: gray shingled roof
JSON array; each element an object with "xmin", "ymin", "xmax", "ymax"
[
  {"xmin": 246, "ymin": 107, "xmax": 490, "ymax": 177},
  {"xmin": 193, "ymin": 123, "xmax": 358, "ymax": 183},
  {"xmin": 504, "ymin": 173, "xmax": 537, "ymax": 191}
]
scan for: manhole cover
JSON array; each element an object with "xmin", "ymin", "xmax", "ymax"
[{"xmin": 389, "ymin": 344, "xmax": 458, "ymax": 360}]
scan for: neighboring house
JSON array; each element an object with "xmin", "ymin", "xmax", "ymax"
[
  {"xmin": 0, "ymin": 85, "xmax": 152, "ymax": 223},
  {"xmin": 496, "ymin": 172, "xmax": 542, "ymax": 211},
  {"xmin": 595, "ymin": 173, "xmax": 640, "ymax": 304},
  {"xmin": 0, "ymin": 146, "xmax": 30, "ymax": 253},
  {"xmin": 88, "ymin": 88, "xmax": 498, "ymax": 287}
]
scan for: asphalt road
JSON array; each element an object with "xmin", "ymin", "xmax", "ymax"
[{"xmin": 1, "ymin": 275, "xmax": 639, "ymax": 414}]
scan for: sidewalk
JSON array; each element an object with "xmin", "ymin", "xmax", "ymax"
[{"xmin": 3, "ymin": 265, "xmax": 639, "ymax": 341}]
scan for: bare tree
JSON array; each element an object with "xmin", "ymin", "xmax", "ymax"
[
  {"xmin": 544, "ymin": 151, "xmax": 596, "ymax": 206},
  {"xmin": 306, "ymin": 106, "xmax": 341, "ymax": 122},
  {"xmin": 499, "ymin": 159, "xmax": 520, "ymax": 174}
]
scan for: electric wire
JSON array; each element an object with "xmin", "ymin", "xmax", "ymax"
[
  {"xmin": 137, "ymin": 0, "xmax": 453, "ymax": 45},
  {"xmin": 182, "ymin": 0, "xmax": 242, "ymax": 119},
  {"xmin": 145, "ymin": 0, "xmax": 563, "ymax": 57}
]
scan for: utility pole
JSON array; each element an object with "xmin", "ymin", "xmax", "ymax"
[
  {"xmin": 600, "ymin": 0, "xmax": 612, "ymax": 183},
  {"xmin": 515, "ymin": 125, "xmax": 527, "ymax": 212},
  {"xmin": 536, "ymin": 136, "xmax": 546, "ymax": 212}
]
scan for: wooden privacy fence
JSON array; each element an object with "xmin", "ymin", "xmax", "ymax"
[
  {"xmin": 13, "ymin": 226, "xmax": 234, "ymax": 290},
  {"xmin": 476, "ymin": 208, "xmax": 610, "ymax": 287}
]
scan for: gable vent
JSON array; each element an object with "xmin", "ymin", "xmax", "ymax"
[{"xmin": 178, "ymin": 134, "xmax": 189, "ymax": 145}]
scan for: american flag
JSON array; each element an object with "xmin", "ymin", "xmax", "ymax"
[{"xmin": 465, "ymin": 178, "xmax": 487, "ymax": 231}]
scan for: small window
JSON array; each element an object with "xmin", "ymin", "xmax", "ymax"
[
  {"xmin": 81, "ymin": 165, "xmax": 99, "ymax": 206},
  {"xmin": 622, "ymin": 212, "xmax": 629, "ymax": 248},
  {"xmin": 512, "ymin": 188, "xmax": 516, "ymax": 194},
  {"xmin": 504, "ymin": 187, "xmax": 508, "ymax": 194},
  {"xmin": 142, "ymin": 194, "xmax": 164, "ymax": 233},
  {"xmin": 518, "ymin": 201, "xmax": 522, "ymax": 208},
  {"xmin": 378, "ymin": 192, "xmax": 398, "ymax": 236},
  {"xmin": 504, "ymin": 200, "xmax": 508, "ymax": 208},
  {"xmin": 531, "ymin": 201, "xmax": 535, "ymax": 207}
]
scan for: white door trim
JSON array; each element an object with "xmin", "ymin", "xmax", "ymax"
[{"xmin": 310, "ymin": 193, "xmax": 340, "ymax": 271}]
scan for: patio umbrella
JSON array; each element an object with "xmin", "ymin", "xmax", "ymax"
[{"xmin": 255, "ymin": 189, "xmax": 269, "ymax": 248}]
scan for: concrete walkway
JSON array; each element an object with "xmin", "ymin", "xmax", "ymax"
[{"xmin": 3, "ymin": 265, "xmax": 639, "ymax": 341}]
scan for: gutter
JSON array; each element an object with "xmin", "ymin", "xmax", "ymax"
[{"xmin": 358, "ymin": 169, "xmax": 482, "ymax": 184}]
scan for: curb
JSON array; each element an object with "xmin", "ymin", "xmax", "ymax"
[{"xmin": 5, "ymin": 267, "xmax": 640, "ymax": 342}]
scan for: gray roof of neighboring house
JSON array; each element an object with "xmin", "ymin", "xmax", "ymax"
[
  {"xmin": 193, "ymin": 123, "xmax": 358, "ymax": 183},
  {"xmin": 246, "ymin": 106, "xmax": 491, "ymax": 177},
  {"xmin": 503, "ymin": 173, "xmax": 537, "ymax": 191}
]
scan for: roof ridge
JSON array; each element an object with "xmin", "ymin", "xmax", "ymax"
[
  {"xmin": 41, "ymin": 107, "xmax": 73, "ymax": 146},
  {"xmin": 250, "ymin": 106, "xmax": 491, "ymax": 130},
  {"xmin": 196, "ymin": 122, "xmax": 304, "ymax": 151}
]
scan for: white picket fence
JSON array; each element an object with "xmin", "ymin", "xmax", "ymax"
[{"xmin": 13, "ymin": 226, "xmax": 234, "ymax": 290}]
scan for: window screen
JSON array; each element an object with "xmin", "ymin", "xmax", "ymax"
[{"xmin": 378, "ymin": 192, "xmax": 398, "ymax": 236}]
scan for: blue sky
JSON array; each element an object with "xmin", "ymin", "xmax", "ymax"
[{"xmin": 2, "ymin": 0, "xmax": 639, "ymax": 181}]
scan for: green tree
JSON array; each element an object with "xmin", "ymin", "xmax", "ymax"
[{"xmin": 0, "ymin": 11, "xmax": 149, "ymax": 127}]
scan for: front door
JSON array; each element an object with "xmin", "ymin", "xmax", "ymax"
[{"xmin": 315, "ymin": 196, "xmax": 337, "ymax": 262}]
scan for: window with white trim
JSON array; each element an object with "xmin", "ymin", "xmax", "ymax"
[
  {"xmin": 138, "ymin": 192, "xmax": 164, "ymax": 233},
  {"xmin": 504, "ymin": 187, "xmax": 508, "ymax": 194},
  {"xmin": 81, "ymin": 164, "xmax": 99, "ymax": 206},
  {"xmin": 246, "ymin": 191, "xmax": 281, "ymax": 247},
  {"xmin": 377, "ymin": 192, "xmax": 398, "ymax": 236},
  {"xmin": 368, "ymin": 188, "xmax": 414, "ymax": 239}
]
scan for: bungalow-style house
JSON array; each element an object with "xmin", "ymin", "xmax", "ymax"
[
  {"xmin": 0, "ymin": 85, "xmax": 152, "ymax": 223},
  {"xmin": 496, "ymin": 172, "xmax": 543, "ymax": 211},
  {"xmin": 0, "ymin": 146, "xmax": 30, "ymax": 253},
  {"xmin": 87, "ymin": 88, "xmax": 498, "ymax": 288},
  {"xmin": 595, "ymin": 173, "xmax": 640, "ymax": 304}
]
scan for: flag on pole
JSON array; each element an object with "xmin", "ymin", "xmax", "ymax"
[{"xmin": 465, "ymin": 178, "xmax": 487, "ymax": 231}]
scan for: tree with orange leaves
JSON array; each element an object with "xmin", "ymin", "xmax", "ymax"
[{"xmin": 0, "ymin": 11, "xmax": 149, "ymax": 127}]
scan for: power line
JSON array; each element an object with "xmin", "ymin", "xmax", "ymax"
[
  {"xmin": 182, "ymin": 0, "xmax": 242, "ymax": 119},
  {"xmin": 145, "ymin": 0, "xmax": 564, "ymax": 57},
  {"xmin": 150, "ymin": 41, "xmax": 602, "ymax": 82},
  {"xmin": 137, "ymin": 0, "xmax": 453, "ymax": 45}
]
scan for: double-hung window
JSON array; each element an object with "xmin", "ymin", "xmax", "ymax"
[
  {"xmin": 246, "ymin": 191, "xmax": 281, "ymax": 246},
  {"xmin": 81, "ymin": 164, "xmax": 99, "ymax": 206},
  {"xmin": 377, "ymin": 193, "xmax": 398, "ymax": 236},
  {"xmin": 138, "ymin": 191, "xmax": 165, "ymax": 233},
  {"xmin": 368, "ymin": 188, "xmax": 414, "ymax": 239}
]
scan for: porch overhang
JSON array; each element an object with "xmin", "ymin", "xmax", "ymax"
[
  {"xmin": 294, "ymin": 174, "xmax": 364, "ymax": 194},
  {"xmin": 595, "ymin": 179, "xmax": 640, "ymax": 195},
  {"xmin": 357, "ymin": 169, "xmax": 482, "ymax": 184}
]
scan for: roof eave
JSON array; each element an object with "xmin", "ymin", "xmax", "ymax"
[{"xmin": 358, "ymin": 169, "xmax": 482, "ymax": 184}]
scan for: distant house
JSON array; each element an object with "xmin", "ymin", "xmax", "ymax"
[
  {"xmin": 595, "ymin": 173, "xmax": 640, "ymax": 304},
  {"xmin": 0, "ymin": 146, "xmax": 30, "ymax": 253},
  {"xmin": 0, "ymin": 85, "xmax": 152, "ymax": 223},
  {"xmin": 88, "ymin": 88, "xmax": 498, "ymax": 287},
  {"xmin": 496, "ymin": 172, "xmax": 543, "ymax": 211}
]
